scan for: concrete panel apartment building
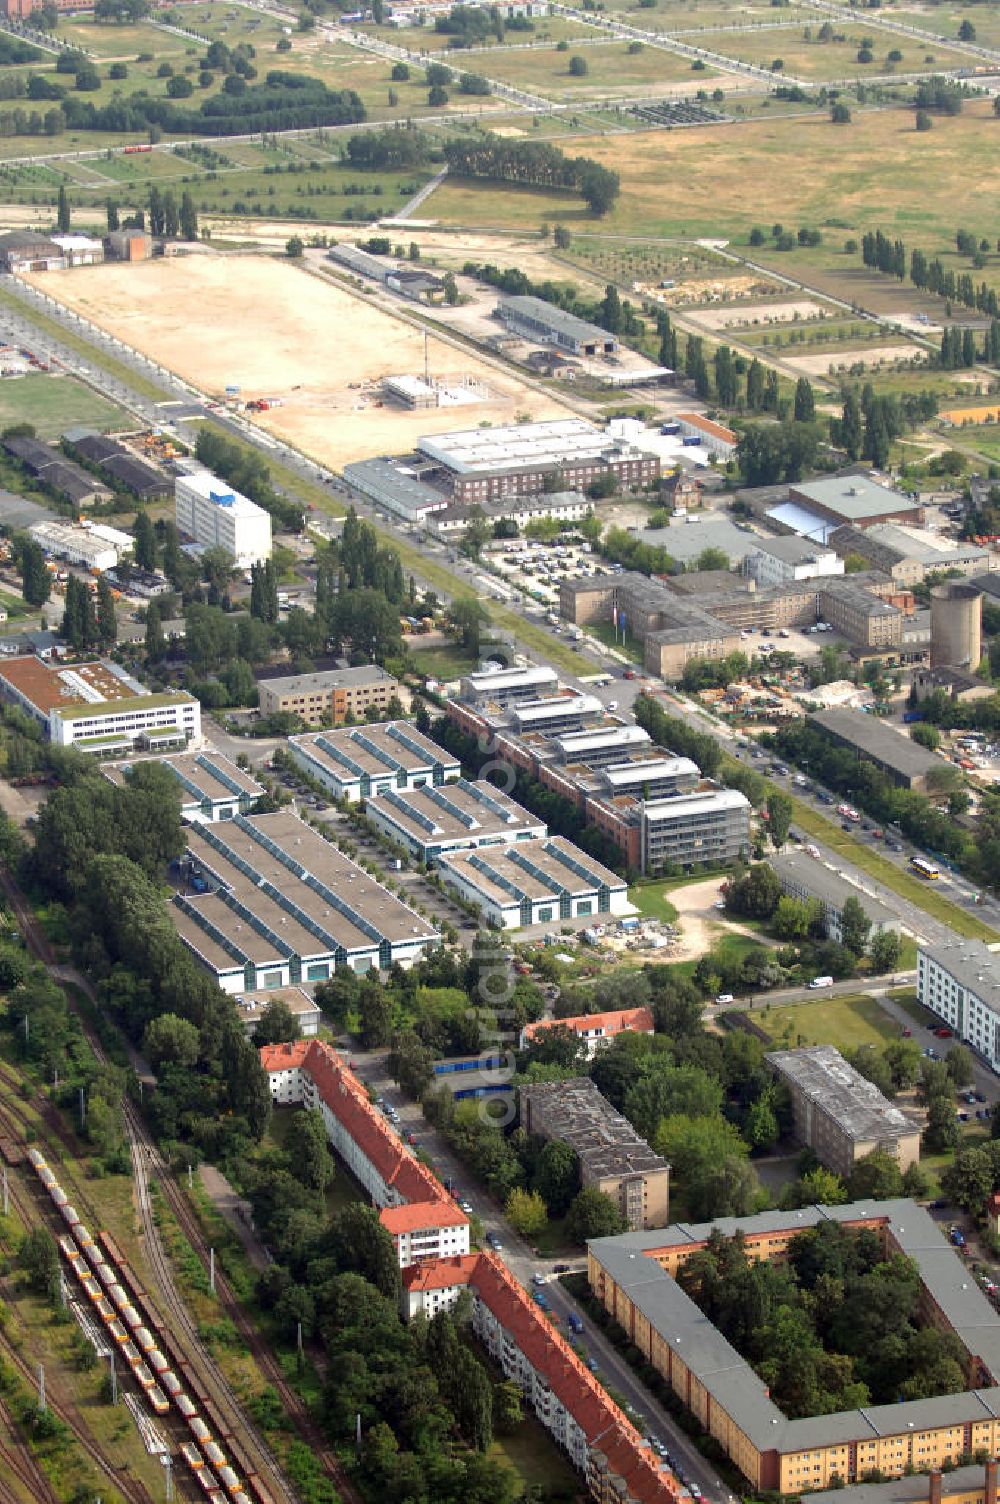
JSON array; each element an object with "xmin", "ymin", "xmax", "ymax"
[
  {"xmin": 257, "ymin": 666, "xmax": 400, "ymax": 727},
  {"xmin": 766, "ymin": 1045, "xmax": 921, "ymax": 1177},
  {"xmin": 770, "ymin": 851, "xmax": 902, "ymax": 945},
  {"xmin": 809, "ymin": 708, "xmax": 942, "ymax": 790},
  {"xmin": 175, "ymin": 469, "xmax": 271, "ymax": 568},
  {"xmin": 172, "ymin": 809, "xmax": 437, "ymax": 990},
  {"xmin": 589, "ymin": 1200, "xmax": 1000, "ymax": 1494},
  {"xmin": 917, "ymin": 940, "xmax": 1000, "ymax": 1075},
  {"xmin": 520, "ymin": 1078, "xmax": 670, "ymax": 1230},
  {"xmin": 288, "ymin": 721, "xmax": 459, "ymax": 801}
]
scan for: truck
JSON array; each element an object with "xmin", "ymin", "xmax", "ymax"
[
  {"xmin": 837, "ymin": 804, "xmax": 860, "ymax": 822},
  {"xmin": 808, "ymin": 975, "xmax": 834, "ymax": 990}
]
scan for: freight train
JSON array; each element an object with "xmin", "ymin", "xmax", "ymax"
[{"xmin": 30, "ymin": 1149, "xmax": 274, "ymax": 1504}]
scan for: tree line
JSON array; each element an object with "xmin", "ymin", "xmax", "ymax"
[
  {"xmin": 194, "ymin": 428, "xmax": 303, "ymax": 533},
  {"xmin": 443, "ymin": 137, "xmax": 620, "ymax": 215},
  {"xmin": 862, "ymin": 225, "xmax": 1000, "ymax": 320}
]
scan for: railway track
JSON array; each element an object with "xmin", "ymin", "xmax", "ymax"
[
  {"xmin": 0, "ymin": 865, "xmax": 355, "ymax": 1504},
  {"xmin": 0, "ymin": 1396, "xmax": 62, "ymax": 1504}
]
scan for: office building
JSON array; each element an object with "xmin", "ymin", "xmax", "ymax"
[
  {"xmin": 365, "ymin": 778, "xmax": 546, "ymax": 863},
  {"xmin": 461, "ymin": 664, "xmax": 558, "ymax": 708},
  {"xmin": 589, "ymin": 1200, "xmax": 1000, "ymax": 1493},
  {"xmin": 418, "ymin": 419, "xmax": 660, "ymax": 503},
  {"xmin": 104, "ymin": 750, "xmax": 262, "ymax": 824},
  {"xmin": 495, "ymin": 295, "xmax": 620, "ymax": 356},
  {"xmin": 743, "ymin": 536, "xmax": 844, "ymax": 588},
  {"xmin": 810, "ymin": 708, "xmax": 941, "ymax": 790},
  {"xmin": 174, "ymin": 469, "xmax": 272, "ymax": 568},
  {"xmin": 642, "ymin": 789, "xmax": 751, "ymax": 874},
  {"xmin": 435, "ymin": 835, "xmax": 628, "ymax": 930},
  {"xmin": 288, "ymin": 721, "xmax": 459, "ymax": 802},
  {"xmin": 232, "ymin": 986, "xmax": 321, "ymax": 1038},
  {"xmin": 257, "ymin": 666, "xmax": 400, "ymax": 727},
  {"xmin": 510, "ymin": 693, "xmax": 605, "ymax": 737},
  {"xmin": 766, "ymin": 1045, "xmax": 921, "ymax": 1177},
  {"xmin": 829, "ymin": 524, "xmax": 990, "ymax": 587},
  {"xmin": 0, "ymin": 655, "xmax": 200, "ymax": 754},
  {"xmin": 520, "ymin": 1078, "xmax": 670, "ymax": 1230},
  {"xmin": 520, "ymin": 1006, "xmax": 654, "ymax": 1056},
  {"xmin": 261, "ymin": 1039, "xmax": 469, "ymax": 1266},
  {"xmin": 551, "ymin": 725, "xmax": 652, "ymax": 767},
  {"xmin": 918, "ymin": 941, "xmax": 1000, "ymax": 1074},
  {"xmin": 770, "ymin": 851, "xmax": 902, "ymax": 945},
  {"xmin": 172, "ymin": 810, "xmax": 438, "ymax": 990}
]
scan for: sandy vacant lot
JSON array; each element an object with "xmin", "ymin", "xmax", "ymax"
[
  {"xmin": 693, "ymin": 298, "xmax": 830, "ymax": 331},
  {"xmin": 783, "ymin": 343, "xmax": 928, "ymax": 377},
  {"xmin": 664, "ymin": 875, "xmax": 768, "ymax": 963},
  {"xmin": 26, "ymin": 255, "xmax": 571, "ymax": 470}
]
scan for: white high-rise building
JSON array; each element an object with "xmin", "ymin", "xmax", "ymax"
[{"xmin": 174, "ymin": 469, "xmax": 272, "ymax": 567}]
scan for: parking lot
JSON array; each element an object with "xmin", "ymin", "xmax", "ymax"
[{"xmin": 482, "ymin": 535, "xmax": 609, "ymax": 611}]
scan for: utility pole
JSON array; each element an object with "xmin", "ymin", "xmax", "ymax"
[
  {"xmin": 209, "ymin": 1247, "xmax": 215, "ymax": 1295},
  {"xmin": 296, "ymin": 1321, "xmax": 303, "ymax": 1355},
  {"xmin": 2, "ymin": 1165, "xmax": 8, "ymax": 1217},
  {"xmin": 187, "ymin": 1165, "xmax": 193, "ymax": 1191},
  {"xmin": 78, "ymin": 1085, "xmax": 86, "ymax": 1128},
  {"xmin": 37, "ymin": 1364, "xmax": 45, "ymax": 1413},
  {"xmin": 110, "ymin": 1349, "xmax": 117, "ymax": 1405},
  {"xmin": 164, "ymin": 1455, "xmax": 173, "ymax": 1503}
]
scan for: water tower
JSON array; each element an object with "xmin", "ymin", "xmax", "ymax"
[{"xmin": 930, "ymin": 581, "xmax": 982, "ymax": 670}]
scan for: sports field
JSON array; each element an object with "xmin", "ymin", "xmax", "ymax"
[
  {"xmin": 24, "ymin": 255, "xmax": 571, "ymax": 471},
  {"xmin": 424, "ymin": 99, "xmax": 1000, "ymax": 249}
]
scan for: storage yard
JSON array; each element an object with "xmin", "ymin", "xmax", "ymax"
[{"xmin": 25, "ymin": 256, "xmax": 573, "ymax": 470}]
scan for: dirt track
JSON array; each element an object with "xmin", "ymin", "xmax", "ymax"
[{"xmin": 668, "ymin": 875, "xmax": 769, "ymax": 962}]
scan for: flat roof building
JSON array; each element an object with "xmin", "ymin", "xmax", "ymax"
[
  {"xmin": 233, "ymin": 986, "xmax": 321, "ymax": 1038},
  {"xmin": 788, "ymin": 475, "xmax": 924, "ymax": 528},
  {"xmin": 288, "ymin": 721, "xmax": 459, "ymax": 802},
  {"xmin": 257, "ymin": 666, "xmax": 400, "ymax": 728},
  {"xmin": 520, "ymin": 1078, "xmax": 670, "ymax": 1230},
  {"xmin": 105, "ymin": 750, "xmax": 262, "ymax": 823},
  {"xmin": 599, "ymin": 756, "xmax": 700, "ymax": 802},
  {"xmin": 552, "ymin": 725, "xmax": 652, "ymax": 767},
  {"xmin": 642, "ymin": 788, "xmax": 751, "ymax": 874},
  {"xmin": 810, "ymin": 708, "xmax": 942, "ymax": 790},
  {"xmin": 175, "ymin": 469, "xmax": 271, "ymax": 569},
  {"xmin": 496, "ymin": 294, "xmax": 620, "ymax": 357},
  {"xmin": 461, "ymin": 664, "xmax": 558, "ymax": 708},
  {"xmin": 830, "ymin": 524, "xmax": 990, "ymax": 587},
  {"xmin": 435, "ymin": 834, "xmax": 628, "ymax": 930},
  {"xmin": 766, "ymin": 1044, "xmax": 921, "ymax": 1178},
  {"xmin": 174, "ymin": 810, "xmax": 438, "ymax": 990},
  {"xmin": 743, "ymin": 535, "xmax": 844, "ymax": 588},
  {"xmin": 0, "ymin": 655, "xmax": 200, "ymax": 754},
  {"xmin": 419, "ymin": 418, "xmax": 659, "ymax": 503},
  {"xmin": 510, "ymin": 693, "xmax": 604, "ymax": 736},
  {"xmin": 343, "ymin": 458, "xmax": 449, "ymax": 523},
  {"xmin": 770, "ymin": 851, "xmax": 903, "ymax": 944},
  {"xmin": 29, "ymin": 520, "xmax": 120, "ymax": 573},
  {"xmin": 589, "ymin": 1200, "xmax": 1000, "ymax": 1494},
  {"xmin": 365, "ymin": 777, "xmax": 546, "ymax": 863},
  {"xmin": 918, "ymin": 941, "xmax": 1000, "ymax": 1077}
]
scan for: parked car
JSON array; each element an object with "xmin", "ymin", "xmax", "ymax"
[{"xmin": 715, "ymin": 992, "xmax": 734, "ymax": 1004}]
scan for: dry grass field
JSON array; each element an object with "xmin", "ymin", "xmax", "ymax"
[
  {"xmin": 425, "ymin": 100, "xmax": 1000, "ymax": 249},
  {"xmin": 689, "ymin": 24, "xmax": 973, "ymax": 78},
  {"xmin": 480, "ymin": 40, "xmax": 717, "ymax": 94},
  {"xmin": 25, "ymin": 256, "xmax": 571, "ymax": 470}
]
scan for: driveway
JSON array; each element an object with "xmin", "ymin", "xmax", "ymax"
[{"xmin": 667, "ymin": 875, "xmax": 772, "ymax": 963}]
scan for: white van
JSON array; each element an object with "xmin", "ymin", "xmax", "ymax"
[{"xmin": 809, "ymin": 975, "xmax": 834, "ymax": 990}]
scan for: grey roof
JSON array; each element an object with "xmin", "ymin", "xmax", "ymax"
[
  {"xmin": 790, "ymin": 475, "xmax": 921, "ymax": 523},
  {"xmin": 865, "ymin": 523, "xmax": 988, "ymax": 567},
  {"xmin": 498, "ymin": 293, "xmax": 615, "ymax": 348},
  {"xmin": 589, "ymin": 1200, "xmax": 1000, "ymax": 1454},
  {"xmin": 290, "ymin": 722, "xmax": 460, "ymax": 782},
  {"xmin": 637, "ymin": 518, "xmax": 754, "ymax": 567},
  {"xmin": 343, "ymin": 458, "xmax": 447, "ymax": 519},
  {"xmin": 520, "ymin": 1077, "xmax": 669, "ymax": 1181},
  {"xmin": 811, "ymin": 1463, "xmax": 997, "ymax": 1504},
  {"xmin": 918, "ymin": 939, "xmax": 1000, "ymax": 1006},
  {"xmin": 811, "ymin": 708, "xmax": 943, "ymax": 779},
  {"xmin": 258, "ymin": 665, "xmax": 397, "ymax": 696},
  {"xmin": 766, "ymin": 1044, "xmax": 918, "ymax": 1145},
  {"xmin": 328, "ymin": 243, "xmax": 394, "ymax": 279},
  {"xmin": 746, "ymin": 533, "xmax": 837, "ymax": 564},
  {"xmin": 0, "ymin": 489, "xmax": 51, "ymax": 530},
  {"xmin": 770, "ymin": 851, "xmax": 901, "ymax": 930}
]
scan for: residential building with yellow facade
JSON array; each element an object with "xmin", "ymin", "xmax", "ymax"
[{"xmin": 588, "ymin": 1202, "xmax": 1000, "ymax": 1494}]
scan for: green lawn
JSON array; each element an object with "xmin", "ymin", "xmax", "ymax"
[
  {"xmin": 629, "ymin": 879, "xmax": 680, "ymax": 924},
  {"xmin": 491, "ymin": 1409, "xmax": 581, "ymax": 1497},
  {"xmin": 759, "ymin": 992, "xmax": 902, "ymax": 1052},
  {"xmin": 0, "ymin": 371, "xmax": 130, "ymax": 439},
  {"xmin": 406, "ymin": 640, "xmax": 480, "ymax": 681},
  {"xmin": 691, "ymin": 25, "xmax": 971, "ymax": 79},
  {"xmin": 481, "ymin": 40, "xmax": 716, "ymax": 95},
  {"xmin": 790, "ymin": 798, "xmax": 1000, "ymax": 943}
]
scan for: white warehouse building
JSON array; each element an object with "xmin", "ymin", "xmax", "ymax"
[
  {"xmin": 288, "ymin": 721, "xmax": 460, "ymax": 803},
  {"xmin": 917, "ymin": 941, "xmax": 1000, "ymax": 1072},
  {"xmin": 435, "ymin": 835, "xmax": 628, "ymax": 929},
  {"xmin": 175, "ymin": 469, "xmax": 272, "ymax": 568}
]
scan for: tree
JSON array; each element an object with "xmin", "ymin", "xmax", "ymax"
[
  {"xmin": 388, "ymin": 1029, "xmax": 434, "ymax": 1100},
  {"xmin": 285, "ymin": 1107, "xmax": 333, "ymax": 1191},
  {"xmin": 56, "ymin": 183, "xmax": 70, "ymax": 232},
  {"xmin": 133, "ymin": 509, "xmax": 157, "ymax": 571},
  {"xmin": 910, "ymin": 722, "xmax": 940, "ymax": 750},
  {"xmin": 179, "ymin": 190, "xmax": 198, "ymax": 241},
  {"xmin": 143, "ymin": 1012, "xmax": 200, "ymax": 1070},
  {"xmin": 924, "ymin": 1094, "xmax": 960, "ymax": 1154},
  {"xmin": 428, "ymin": 84, "xmax": 448, "ymax": 105},
  {"xmin": 847, "ymin": 1148, "xmax": 903, "ymax": 1200},
  {"xmin": 359, "ymin": 977, "xmax": 392, "ymax": 1048},
  {"xmin": 830, "ymin": 100, "xmax": 851, "ymax": 123},
  {"xmin": 839, "ymin": 896, "xmax": 872, "ymax": 958},
  {"xmin": 493, "ymin": 1381, "xmax": 523, "ymax": 1434},
  {"xmin": 106, "ymin": 198, "xmax": 119, "ymax": 232},
  {"xmin": 566, "ymin": 1186, "xmax": 626, "ymax": 1243},
  {"xmin": 793, "ymin": 377, "xmax": 816, "ymax": 422},
  {"xmin": 958, "ymin": 18, "xmax": 976, "ymax": 40},
  {"xmin": 916, "ymin": 109, "xmax": 933, "ymax": 131},
  {"xmin": 568, "ymin": 54, "xmax": 588, "ymax": 75},
  {"xmin": 533, "ymin": 1139, "xmax": 580, "ymax": 1216},
  {"xmin": 391, "ymin": 61, "xmax": 410, "ymax": 80},
  {"xmin": 96, "ymin": 576, "xmax": 117, "ymax": 649},
  {"xmin": 941, "ymin": 1144, "xmax": 997, "ymax": 1212},
  {"xmin": 145, "ymin": 601, "xmax": 165, "ymax": 663},
  {"xmin": 18, "ymin": 537, "xmax": 50, "ymax": 606},
  {"xmin": 326, "ymin": 1204, "xmax": 400, "ymax": 1298},
  {"xmin": 767, "ymin": 790, "xmax": 793, "ymax": 849},
  {"xmin": 840, "ymin": 392, "xmax": 863, "ymax": 460},
  {"xmin": 505, "ymin": 1187, "xmax": 548, "ymax": 1239},
  {"xmin": 19, "ymin": 1226, "xmax": 59, "ymax": 1299},
  {"xmin": 285, "ymin": 235, "xmax": 304, "ymax": 258},
  {"xmin": 945, "ymin": 1044, "xmax": 974, "ymax": 1089}
]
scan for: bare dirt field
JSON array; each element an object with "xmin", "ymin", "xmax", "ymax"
[
  {"xmin": 26, "ymin": 255, "xmax": 572, "ymax": 469},
  {"xmin": 692, "ymin": 298, "xmax": 831, "ymax": 330},
  {"xmin": 639, "ymin": 271, "xmax": 783, "ymax": 308},
  {"xmin": 782, "ymin": 342, "xmax": 928, "ymax": 377},
  {"xmin": 667, "ymin": 875, "xmax": 768, "ymax": 963}
]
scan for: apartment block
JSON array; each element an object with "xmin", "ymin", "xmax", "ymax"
[
  {"xmin": 766, "ymin": 1045, "xmax": 921, "ymax": 1178},
  {"xmin": 520, "ymin": 1078, "xmax": 670, "ymax": 1230},
  {"xmin": 257, "ymin": 666, "xmax": 399, "ymax": 728},
  {"xmin": 642, "ymin": 789, "xmax": 751, "ymax": 874},
  {"xmin": 918, "ymin": 941, "xmax": 1000, "ymax": 1074},
  {"xmin": 174, "ymin": 469, "xmax": 271, "ymax": 567}
]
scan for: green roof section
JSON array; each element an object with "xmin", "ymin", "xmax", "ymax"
[{"xmin": 55, "ymin": 691, "xmax": 197, "ymax": 722}]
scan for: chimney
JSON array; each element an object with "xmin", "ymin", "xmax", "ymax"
[
  {"xmin": 986, "ymin": 1458, "xmax": 997, "ymax": 1504},
  {"xmin": 928, "ymin": 1471, "xmax": 942, "ymax": 1504}
]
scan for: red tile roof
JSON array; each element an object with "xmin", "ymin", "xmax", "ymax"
[
  {"xmin": 381, "ymin": 1201, "xmax": 469, "ymax": 1235},
  {"xmin": 259, "ymin": 1039, "xmax": 466, "ymax": 1245},
  {"xmin": 677, "ymin": 411, "xmax": 737, "ymax": 445},
  {"xmin": 402, "ymin": 1254, "xmax": 480, "ymax": 1293},
  {"xmin": 523, "ymin": 1007, "xmax": 654, "ymax": 1046}
]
